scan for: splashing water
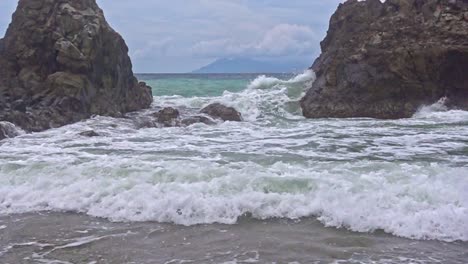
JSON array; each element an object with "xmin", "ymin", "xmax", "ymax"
[
  {"xmin": 151, "ymin": 70, "xmax": 314, "ymax": 122},
  {"xmin": 0, "ymin": 72, "xmax": 467, "ymax": 242},
  {"xmin": 247, "ymin": 70, "xmax": 315, "ymax": 89},
  {"xmin": 0, "ymin": 121, "xmax": 24, "ymax": 139},
  {"xmin": 412, "ymin": 97, "xmax": 468, "ymax": 123}
]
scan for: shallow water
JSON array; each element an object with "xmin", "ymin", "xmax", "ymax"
[
  {"xmin": 1, "ymin": 213, "xmax": 468, "ymax": 264},
  {"xmin": 0, "ymin": 72, "xmax": 467, "ymax": 263}
]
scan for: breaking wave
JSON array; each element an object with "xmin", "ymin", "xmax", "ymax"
[
  {"xmin": 153, "ymin": 70, "xmax": 314, "ymax": 122},
  {"xmin": 247, "ymin": 70, "xmax": 315, "ymax": 90}
]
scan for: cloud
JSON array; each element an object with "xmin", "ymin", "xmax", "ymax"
[
  {"xmin": 254, "ymin": 24, "xmax": 317, "ymax": 56},
  {"xmin": 191, "ymin": 24, "xmax": 318, "ymax": 58},
  {"xmin": 132, "ymin": 37, "xmax": 174, "ymax": 59}
]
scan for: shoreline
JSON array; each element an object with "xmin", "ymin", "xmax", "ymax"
[{"xmin": 1, "ymin": 212, "xmax": 467, "ymax": 263}]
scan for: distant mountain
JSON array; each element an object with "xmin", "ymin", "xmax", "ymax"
[{"xmin": 192, "ymin": 58, "xmax": 309, "ymax": 74}]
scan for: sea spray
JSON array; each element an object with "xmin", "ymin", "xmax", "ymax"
[
  {"xmin": 412, "ymin": 97, "xmax": 468, "ymax": 122},
  {"xmin": 247, "ymin": 70, "xmax": 315, "ymax": 90},
  {"xmin": 0, "ymin": 122, "xmax": 24, "ymax": 140},
  {"xmin": 217, "ymin": 71, "xmax": 314, "ymax": 121}
]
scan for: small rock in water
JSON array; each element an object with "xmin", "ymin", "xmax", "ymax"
[
  {"xmin": 200, "ymin": 103, "xmax": 242, "ymax": 122},
  {"xmin": 154, "ymin": 107, "xmax": 180, "ymax": 127},
  {"xmin": 134, "ymin": 117, "xmax": 157, "ymax": 129},
  {"xmin": 181, "ymin": 116, "xmax": 216, "ymax": 126},
  {"xmin": 79, "ymin": 130, "xmax": 100, "ymax": 137},
  {"xmin": 0, "ymin": 121, "xmax": 21, "ymax": 140}
]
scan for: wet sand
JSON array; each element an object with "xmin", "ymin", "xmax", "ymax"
[{"xmin": 0, "ymin": 212, "xmax": 466, "ymax": 263}]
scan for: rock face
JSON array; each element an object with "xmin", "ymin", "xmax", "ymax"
[
  {"xmin": 301, "ymin": 0, "xmax": 468, "ymax": 119},
  {"xmin": 201, "ymin": 103, "xmax": 242, "ymax": 122},
  {"xmin": 0, "ymin": 0, "xmax": 153, "ymax": 132}
]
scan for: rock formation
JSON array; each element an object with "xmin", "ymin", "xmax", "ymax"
[
  {"xmin": 301, "ymin": 0, "xmax": 468, "ymax": 119},
  {"xmin": 201, "ymin": 103, "xmax": 243, "ymax": 122},
  {"xmin": 0, "ymin": 0, "xmax": 153, "ymax": 132}
]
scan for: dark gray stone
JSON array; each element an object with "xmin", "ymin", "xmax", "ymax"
[
  {"xmin": 181, "ymin": 116, "xmax": 216, "ymax": 126},
  {"xmin": 153, "ymin": 107, "xmax": 180, "ymax": 127},
  {"xmin": 200, "ymin": 103, "xmax": 242, "ymax": 122},
  {"xmin": 156, "ymin": 107, "xmax": 180, "ymax": 123},
  {"xmin": 11, "ymin": 99, "xmax": 27, "ymax": 112},
  {"xmin": 79, "ymin": 130, "xmax": 100, "ymax": 137}
]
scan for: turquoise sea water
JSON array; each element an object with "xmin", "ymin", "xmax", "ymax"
[{"xmin": 137, "ymin": 73, "xmax": 294, "ymax": 97}]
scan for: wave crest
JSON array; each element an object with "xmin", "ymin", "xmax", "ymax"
[{"xmin": 247, "ymin": 70, "xmax": 315, "ymax": 90}]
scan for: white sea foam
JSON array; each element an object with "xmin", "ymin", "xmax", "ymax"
[
  {"xmin": 247, "ymin": 70, "xmax": 315, "ymax": 90},
  {"xmin": 0, "ymin": 157, "xmax": 466, "ymax": 241},
  {"xmin": 413, "ymin": 97, "xmax": 449, "ymax": 117},
  {"xmin": 412, "ymin": 97, "xmax": 468, "ymax": 123},
  {"xmin": 0, "ymin": 72, "xmax": 467, "ymax": 242}
]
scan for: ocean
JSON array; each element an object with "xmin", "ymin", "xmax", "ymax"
[{"xmin": 0, "ymin": 73, "xmax": 467, "ymax": 263}]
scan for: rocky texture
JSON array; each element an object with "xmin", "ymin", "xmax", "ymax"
[
  {"xmin": 0, "ymin": 121, "xmax": 21, "ymax": 140},
  {"xmin": 154, "ymin": 107, "xmax": 180, "ymax": 127},
  {"xmin": 201, "ymin": 103, "xmax": 242, "ymax": 122},
  {"xmin": 0, "ymin": 0, "xmax": 153, "ymax": 132},
  {"xmin": 301, "ymin": 0, "xmax": 468, "ymax": 119}
]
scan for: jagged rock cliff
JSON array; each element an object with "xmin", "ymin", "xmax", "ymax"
[
  {"xmin": 301, "ymin": 0, "xmax": 468, "ymax": 119},
  {"xmin": 0, "ymin": 0, "xmax": 153, "ymax": 132}
]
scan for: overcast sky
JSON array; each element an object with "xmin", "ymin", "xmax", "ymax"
[{"xmin": 0, "ymin": 0, "xmax": 342, "ymax": 73}]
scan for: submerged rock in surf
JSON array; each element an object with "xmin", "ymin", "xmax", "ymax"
[
  {"xmin": 133, "ymin": 107, "xmax": 181, "ymax": 128},
  {"xmin": 154, "ymin": 107, "xmax": 180, "ymax": 127},
  {"xmin": 79, "ymin": 130, "xmax": 100, "ymax": 137},
  {"xmin": 152, "ymin": 107, "xmax": 219, "ymax": 127},
  {"xmin": 201, "ymin": 103, "xmax": 242, "ymax": 122},
  {"xmin": 300, "ymin": 0, "xmax": 468, "ymax": 119},
  {"xmin": 0, "ymin": 0, "xmax": 153, "ymax": 132},
  {"xmin": 133, "ymin": 116, "xmax": 157, "ymax": 129},
  {"xmin": 133, "ymin": 106, "xmax": 225, "ymax": 129},
  {"xmin": 181, "ymin": 116, "xmax": 216, "ymax": 126}
]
